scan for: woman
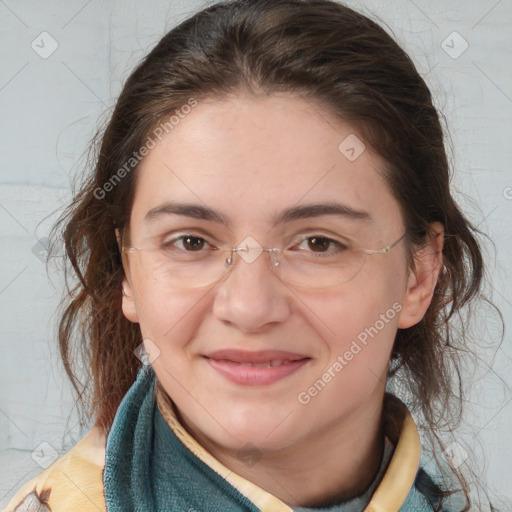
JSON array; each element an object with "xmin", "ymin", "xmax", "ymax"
[{"xmin": 4, "ymin": 0, "xmax": 502, "ymax": 510}]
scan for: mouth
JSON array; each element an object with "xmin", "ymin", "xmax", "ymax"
[{"xmin": 203, "ymin": 349, "xmax": 311, "ymax": 386}]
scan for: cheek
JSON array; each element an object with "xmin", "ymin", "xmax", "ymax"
[
  {"xmin": 294, "ymin": 295, "xmax": 399, "ymax": 423},
  {"xmin": 303, "ymin": 272, "xmax": 404, "ymax": 391},
  {"xmin": 130, "ymin": 271, "xmax": 206, "ymax": 350},
  {"xmin": 307, "ymin": 266, "xmax": 403, "ymax": 340}
]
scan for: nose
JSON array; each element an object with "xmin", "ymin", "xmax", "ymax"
[{"xmin": 212, "ymin": 247, "xmax": 292, "ymax": 333}]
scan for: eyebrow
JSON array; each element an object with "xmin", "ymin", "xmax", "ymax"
[{"xmin": 144, "ymin": 201, "xmax": 371, "ymax": 226}]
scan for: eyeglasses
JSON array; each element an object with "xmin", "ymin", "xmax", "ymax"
[{"xmin": 121, "ymin": 230, "xmax": 407, "ymax": 290}]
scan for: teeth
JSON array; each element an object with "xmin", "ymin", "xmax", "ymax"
[
  {"xmin": 242, "ymin": 359, "xmax": 293, "ymax": 367},
  {"xmin": 217, "ymin": 358, "xmax": 298, "ymax": 367}
]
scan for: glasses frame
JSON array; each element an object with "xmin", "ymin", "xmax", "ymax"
[{"xmin": 121, "ymin": 231, "xmax": 408, "ymax": 289}]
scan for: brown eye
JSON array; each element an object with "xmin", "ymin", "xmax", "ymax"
[
  {"xmin": 161, "ymin": 234, "xmax": 209, "ymax": 252},
  {"xmin": 293, "ymin": 235, "xmax": 349, "ymax": 257},
  {"xmin": 181, "ymin": 235, "xmax": 205, "ymax": 251},
  {"xmin": 307, "ymin": 236, "xmax": 331, "ymax": 252}
]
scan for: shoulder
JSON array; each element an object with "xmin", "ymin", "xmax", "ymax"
[{"xmin": 3, "ymin": 426, "xmax": 107, "ymax": 512}]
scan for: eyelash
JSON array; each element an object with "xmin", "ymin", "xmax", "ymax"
[{"xmin": 160, "ymin": 232, "xmax": 350, "ymax": 256}]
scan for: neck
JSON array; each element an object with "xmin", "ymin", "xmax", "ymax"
[{"xmin": 174, "ymin": 393, "xmax": 386, "ymax": 507}]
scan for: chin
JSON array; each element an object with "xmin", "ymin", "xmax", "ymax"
[
  {"xmin": 202, "ymin": 411, "xmax": 302, "ymax": 454},
  {"xmin": 219, "ymin": 429, "xmax": 299, "ymax": 456}
]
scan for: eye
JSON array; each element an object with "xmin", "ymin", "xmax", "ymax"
[
  {"xmin": 162, "ymin": 233, "xmax": 212, "ymax": 252},
  {"xmin": 295, "ymin": 235, "xmax": 349, "ymax": 255}
]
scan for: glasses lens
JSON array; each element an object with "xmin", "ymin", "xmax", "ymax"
[
  {"xmin": 126, "ymin": 245, "xmax": 232, "ymax": 288},
  {"xmin": 274, "ymin": 248, "xmax": 367, "ymax": 289}
]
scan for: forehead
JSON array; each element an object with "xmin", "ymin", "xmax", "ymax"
[{"xmin": 130, "ymin": 92, "xmax": 403, "ymax": 234}]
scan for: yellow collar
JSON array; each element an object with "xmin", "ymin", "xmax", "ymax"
[{"xmin": 155, "ymin": 382, "xmax": 421, "ymax": 512}]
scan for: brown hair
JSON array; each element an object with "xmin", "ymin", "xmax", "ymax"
[{"xmin": 48, "ymin": 0, "xmax": 502, "ymax": 509}]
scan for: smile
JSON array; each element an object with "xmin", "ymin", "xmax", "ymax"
[{"xmin": 204, "ymin": 355, "xmax": 311, "ymax": 386}]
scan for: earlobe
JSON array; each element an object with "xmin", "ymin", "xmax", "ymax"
[
  {"xmin": 121, "ymin": 276, "xmax": 140, "ymax": 323},
  {"xmin": 397, "ymin": 222, "xmax": 444, "ymax": 329}
]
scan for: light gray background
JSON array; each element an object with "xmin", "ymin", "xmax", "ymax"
[{"xmin": 1, "ymin": 0, "xmax": 511, "ymax": 508}]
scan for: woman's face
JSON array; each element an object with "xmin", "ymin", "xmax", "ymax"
[{"xmin": 121, "ymin": 92, "xmax": 422, "ymax": 455}]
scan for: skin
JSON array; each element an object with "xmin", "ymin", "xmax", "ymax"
[{"xmin": 116, "ymin": 91, "xmax": 444, "ymax": 507}]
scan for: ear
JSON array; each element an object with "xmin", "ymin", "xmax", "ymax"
[
  {"xmin": 115, "ymin": 227, "xmax": 140, "ymax": 324},
  {"xmin": 398, "ymin": 222, "xmax": 444, "ymax": 329},
  {"xmin": 115, "ymin": 227, "xmax": 122, "ymax": 253}
]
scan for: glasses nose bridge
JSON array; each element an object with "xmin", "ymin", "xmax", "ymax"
[{"xmin": 226, "ymin": 245, "xmax": 280, "ymax": 273}]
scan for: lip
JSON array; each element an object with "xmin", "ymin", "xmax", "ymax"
[{"xmin": 203, "ymin": 349, "xmax": 311, "ymax": 386}]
